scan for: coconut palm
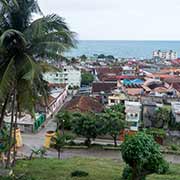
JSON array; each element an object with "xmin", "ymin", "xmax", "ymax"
[
  {"xmin": 0, "ymin": 0, "xmax": 76, "ymax": 126},
  {"xmin": 0, "ymin": 0, "xmax": 76, "ymax": 167}
]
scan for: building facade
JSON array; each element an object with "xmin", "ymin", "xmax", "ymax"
[
  {"xmin": 125, "ymin": 101, "xmax": 142, "ymax": 131},
  {"xmin": 44, "ymin": 66, "xmax": 81, "ymax": 87},
  {"xmin": 153, "ymin": 50, "xmax": 177, "ymax": 60}
]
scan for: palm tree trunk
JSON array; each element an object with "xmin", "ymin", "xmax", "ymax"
[
  {"xmin": 0, "ymin": 94, "xmax": 10, "ymax": 129},
  {"xmin": 6, "ymin": 89, "xmax": 16, "ymax": 168},
  {"xmin": 12, "ymin": 102, "xmax": 18, "ymax": 166}
]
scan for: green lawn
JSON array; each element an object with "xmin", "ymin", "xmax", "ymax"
[{"xmin": 14, "ymin": 157, "xmax": 180, "ymax": 180}]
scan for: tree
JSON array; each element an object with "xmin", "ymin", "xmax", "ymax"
[
  {"xmin": 55, "ymin": 110, "xmax": 72, "ymax": 131},
  {"xmin": 50, "ymin": 132, "xmax": 70, "ymax": 159},
  {"xmin": 71, "ymin": 112, "xmax": 98, "ymax": 146},
  {"xmin": 81, "ymin": 72, "xmax": 94, "ymax": 86},
  {"xmin": 100, "ymin": 108, "xmax": 125, "ymax": 146},
  {"xmin": 0, "ymin": 0, "xmax": 76, "ymax": 128},
  {"xmin": 0, "ymin": 0, "xmax": 76, "ymax": 167},
  {"xmin": 80, "ymin": 54, "xmax": 87, "ymax": 61},
  {"xmin": 155, "ymin": 106, "xmax": 171, "ymax": 128},
  {"xmin": 110, "ymin": 103, "xmax": 125, "ymax": 113},
  {"xmin": 121, "ymin": 132, "xmax": 169, "ymax": 180}
]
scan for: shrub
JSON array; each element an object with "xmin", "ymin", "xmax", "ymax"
[
  {"xmin": 71, "ymin": 170, "xmax": 89, "ymax": 177},
  {"xmin": 121, "ymin": 132, "xmax": 169, "ymax": 180},
  {"xmin": 171, "ymin": 144, "xmax": 179, "ymax": 151}
]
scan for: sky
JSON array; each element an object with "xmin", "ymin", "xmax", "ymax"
[{"xmin": 38, "ymin": 0, "xmax": 180, "ymax": 40}]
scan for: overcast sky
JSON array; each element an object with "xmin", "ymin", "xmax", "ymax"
[{"xmin": 38, "ymin": 0, "xmax": 180, "ymax": 40}]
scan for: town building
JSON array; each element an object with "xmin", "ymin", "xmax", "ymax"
[
  {"xmin": 43, "ymin": 66, "xmax": 81, "ymax": 87},
  {"xmin": 125, "ymin": 101, "xmax": 142, "ymax": 131},
  {"xmin": 171, "ymin": 102, "xmax": 180, "ymax": 123},
  {"xmin": 153, "ymin": 50, "xmax": 177, "ymax": 60},
  {"xmin": 64, "ymin": 95, "xmax": 104, "ymax": 113},
  {"xmin": 108, "ymin": 89, "xmax": 127, "ymax": 106}
]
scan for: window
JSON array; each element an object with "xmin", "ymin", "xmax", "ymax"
[{"xmin": 111, "ymin": 99, "xmax": 115, "ymax": 103}]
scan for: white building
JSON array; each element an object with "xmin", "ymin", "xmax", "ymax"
[
  {"xmin": 44, "ymin": 66, "xmax": 81, "ymax": 87},
  {"xmin": 153, "ymin": 50, "xmax": 177, "ymax": 60},
  {"xmin": 125, "ymin": 101, "xmax": 142, "ymax": 131},
  {"xmin": 171, "ymin": 102, "xmax": 180, "ymax": 123}
]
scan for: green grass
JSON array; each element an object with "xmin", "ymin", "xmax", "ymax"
[{"xmin": 14, "ymin": 157, "xmax": 180, "ymax": 180}]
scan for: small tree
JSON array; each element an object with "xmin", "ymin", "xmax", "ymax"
[
  {"xmin": 121, "ymin": 132, "xmax": 169, "ymax": 180},
  {"xmin": 72, "ymin": 112, "xmax": 98, "ymax": 146},
  {"xmin": 80, "ymin": 54, "xmax": 87, "ymax": 61},
  {"xmin": 50, "ymin": 132, "xmax": 71, "ymax": 159},
  {"xmin": 81, "ymin": 72, "xmax": 94, "ymax": 86},
  {"xmin": 155, "ymin": 106, "xmax": 171, "ymax": 128},
  {"xmin": 101, "ymin": 109, "xmax": 125, "ymax": 146},
  {"xmin": 55, "ymin": 111, "xmax": 72, "ymax": 131}
]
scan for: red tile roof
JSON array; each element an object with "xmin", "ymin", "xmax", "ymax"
[
  {"xmin": 64, "ymin": 96, "xmax": 104, "ymax": 113},
  {"xmin": 116, "ymin": 75, "xmax": 136, "ymax": 80},
  {"xmin": 92, "ymin": 82, "xmax": 117, "ymax": 93}
]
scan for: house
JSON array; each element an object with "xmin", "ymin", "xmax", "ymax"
[
  {"xmin": 36, "ymin": 84, "xmax": 68, "ymax": 118},
  {"xmin": 108, "ymin": 89, "xmax": 127, "ymax": 106},
  {"xmin": 125, "ymin": 101, "xmax": 142, "ymax": 131},
  {"xmin": 64, "ymin": 96, "xmax": 104, "ymax": 113},
  {"xmin": 92, "ymin": 82, "xmax": 117, "ymax": 104},
  {"xmin": 171, "ymin": 102, "xmax": 180, "ymax": 123},
  {"xmin": 4, "ymin": 113, "xmax": 45, "ymax": 133}
]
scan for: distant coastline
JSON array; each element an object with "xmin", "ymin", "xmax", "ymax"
[{"xmin": 66, "ymin": 40, "xmax": 180, "ymax": 59}]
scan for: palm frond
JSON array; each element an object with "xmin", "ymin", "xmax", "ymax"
[
  {"xmin": 25, "ymin": 14, "xmax": 76, "ymax": 60},
  {"xmin": 0, "ymin": 57, "xmax": 15, "ymax": 101}
]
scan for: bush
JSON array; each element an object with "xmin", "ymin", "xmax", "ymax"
[
  {"xmin": 122, "ymin": 165, "xmax": 132, "ymax": 180},
  {"xmin": 71, "ymin": 170, "xmax": 89, "ymax": 177},
  {"xmin": 156, "ymin": 159, "xmax": 169, "ymax": 174},
  {"xmin": 122, "ymin": 165, "xmax": 146, "ymax": 180},
  {"xmin": 121, "ymin": 132, "xmax": 169, "ymax": 180},
  {"xmin": 171, "ymin": 144, "xmax": 179, "ymax": 151}
]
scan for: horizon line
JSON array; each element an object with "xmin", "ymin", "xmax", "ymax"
[{"xmin": 78, "ymin": 39, "xmax": 180, "ymax": 41}]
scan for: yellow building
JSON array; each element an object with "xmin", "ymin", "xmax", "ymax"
[{"xmin": 108, "ymin": 92, "xmax": 127, "ymax": 106}]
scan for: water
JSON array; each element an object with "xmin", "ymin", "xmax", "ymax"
[{"xmin": 66, "ymin": 40, "xmax": 180, "ymax": 59}]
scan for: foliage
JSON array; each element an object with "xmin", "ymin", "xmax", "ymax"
[
  {"xmin": 99, "ymin": 108, "xmax": 125, "ymax": 146},
  {"xmin": 71, "ymin": 170, "xmax": 89, "ymax": 177},
  {"xmin": 81, "ymin": 72, "xmax": 94, "ymax": 86},
  {"xmin": 0, "ymin": 0, "xmax": 76, "ymax": 125},
  {"xmin": 155, "ymin": 107, "xmax": 171, "ymax": 128},
  {"xmin": 0, "ymin": 127, "xmax": 13, "ymax": 154},
  {"xmin": 171, "ymin": 144, "xmax": 179, "ymax": 151},
  {"xmin": 80, "ymin": 54, "xmax": 87, "ymax": 61},
  {"xmin": 50, "ymin": 132, "xmax": 72, "ymax": 159},
  {"xmin": 29, "ymin": 147, "xmax": 47, "ymax": 160},
  {"xmin": 146, "ymin": 128, "xmax": 166, "ymax": 138},
  {"xmin": 55, "ymin": 111, "xmax": 72, "ymax": 130},
  {"xmin": 71, "ymin": 112, "xmax": 99, "ymax": 146},
  {"xmin": 122, "ymin": 165, "xmax": 134, "ymax": 180},
  {"xmin": 121, "ymin": 132, "xmax": 169, "ymax": 180},
  {"xmin": 110, "ymin": 103, "xmax": 125, "ymax": 113}
]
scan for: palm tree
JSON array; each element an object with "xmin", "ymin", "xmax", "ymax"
[
  {"xmin": 0, "ymin": 0, "xmax": 76, "ymax": 167},
  {"xmin": 0, "ymin": 0, "xmax": 76, "ymax": 127},
  {"xmin": 50, "ymin": 132, "xmax": 69, "ymax": 159}
]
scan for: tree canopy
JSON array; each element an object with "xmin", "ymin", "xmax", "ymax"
[{"xmin": 121, "ymin": 132, "xmax": 169, "ymax": 180}]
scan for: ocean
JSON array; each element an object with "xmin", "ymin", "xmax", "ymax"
[{"xmin": 66, "ymin": 40, "xmax": 180, "ymax": 59}]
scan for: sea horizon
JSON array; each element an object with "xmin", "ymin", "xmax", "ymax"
[{"xmin": 66, "ymin": 40, "xmax": 180, "ymax": 59}]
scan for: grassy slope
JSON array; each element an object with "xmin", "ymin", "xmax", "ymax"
[{"xmin": 14, "ymin": 157, "xmax": 180, "ymax": 180}]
